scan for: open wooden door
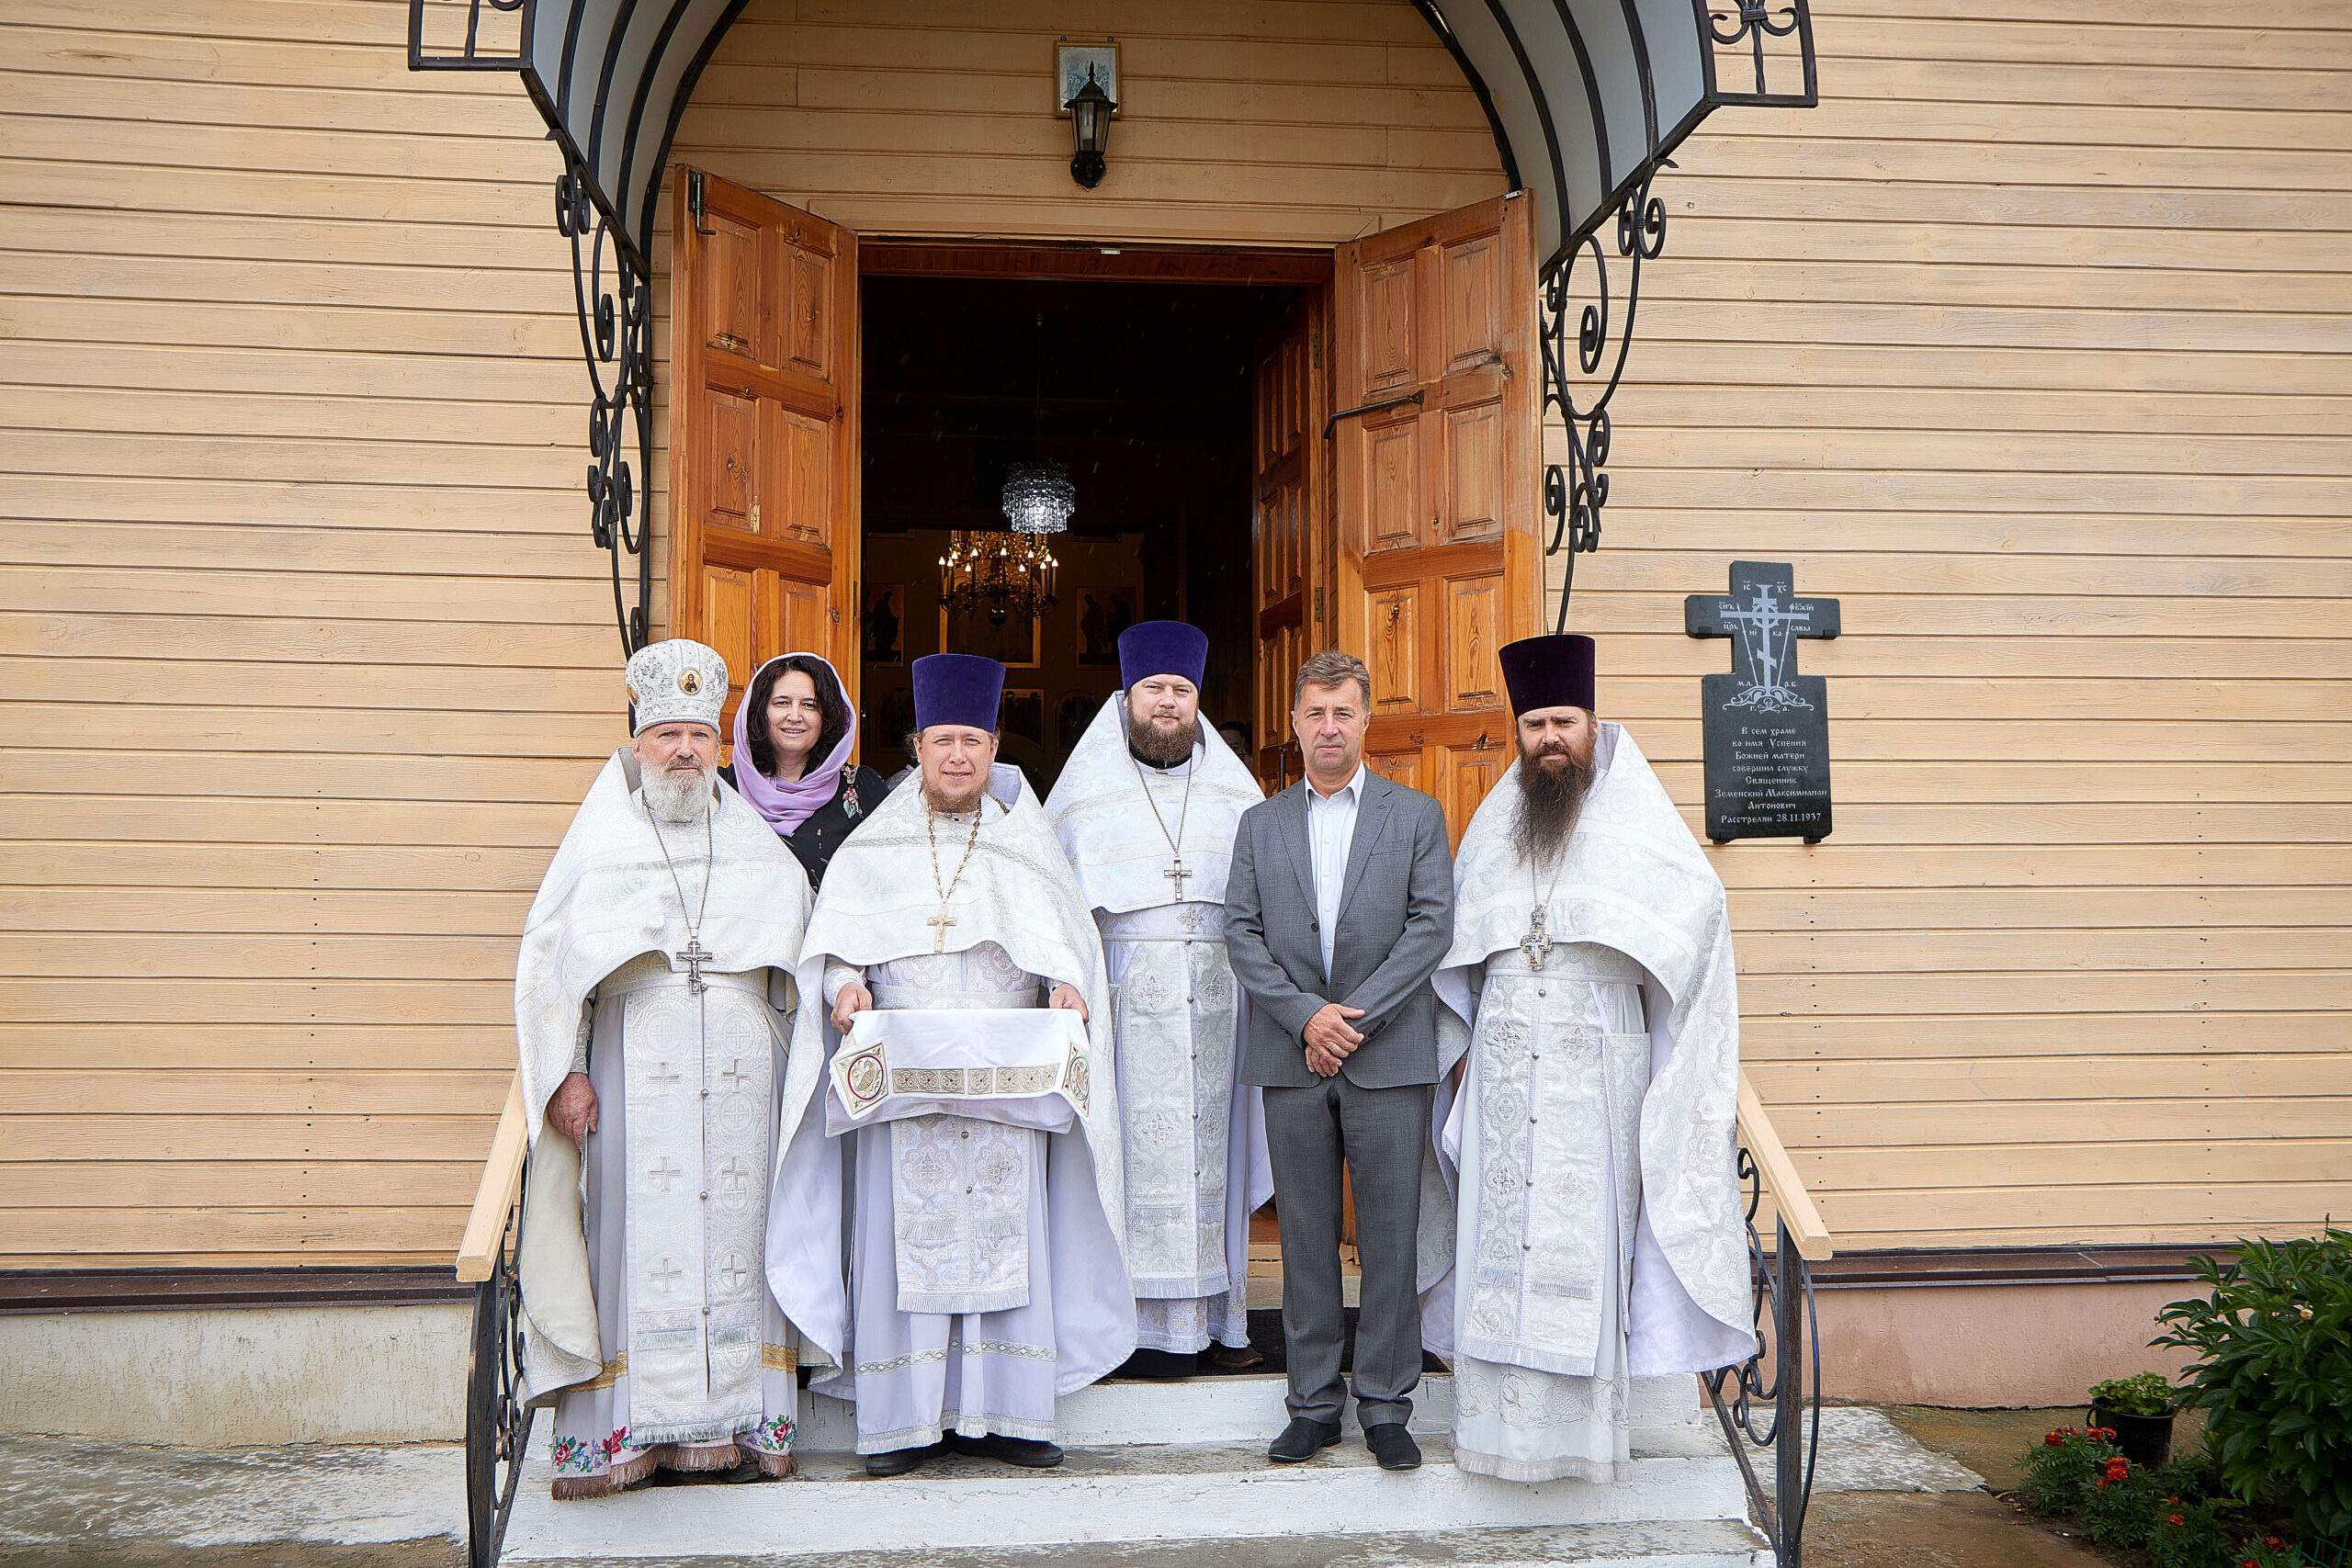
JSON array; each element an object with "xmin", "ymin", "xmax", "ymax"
[
  {"xmin": 1250, "ymin": 289, "xmax": 1331, "ymax": 795},
  {"xmin": 667, "ymin": 167, "xmax": 860, "ymax": 741},
  {"xmin": 1330, "ymin": 193, "xmax": 1542, "ymax": 847}
]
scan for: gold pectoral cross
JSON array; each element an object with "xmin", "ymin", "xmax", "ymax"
[
  {"xmin": 679, "ymin": 935, "xmax": 714, "ymax": 993},
  {"xmin": 926, "ymin": 908, "xmax": 957, "ymax": 953}
]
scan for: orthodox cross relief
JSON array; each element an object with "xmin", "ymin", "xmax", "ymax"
[{"xmin": 1685, "ymin": 560, "xmax": 1839, "ymax": 845}]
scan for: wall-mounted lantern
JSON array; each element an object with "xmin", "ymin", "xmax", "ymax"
[{"xmin": 1065, "ymin": 66, "xmax": 1115, "ymax": 189}]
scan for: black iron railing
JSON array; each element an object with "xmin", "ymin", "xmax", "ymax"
[
  {"xmin": 1706, "ymin": 1082, "xmax": 1834, "ymax": 1566},
  {"xmin": 457, "ymin": 1079, "xmax": 533, "ymax": 1568}
]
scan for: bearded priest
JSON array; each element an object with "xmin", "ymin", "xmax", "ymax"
[
  {"xmin": 511, "ymin": 638, "xmax": 821, "ymax": 1499},
  {"xmin": 1044, "ymin": 621, "xmax": 1272, "ymax": 1379},
  {"xmin": 775, "ymin": 652, "xmax": 1132, "ymax": 1478},
  {"xmin": 1419, "ymin": 633, "xmax": 1756, "ymax": 1485}
]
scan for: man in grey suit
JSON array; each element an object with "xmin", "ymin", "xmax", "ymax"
[{"xmin": 1224, "ymin": 649, "xmax": 1454, "ymax": 1472}]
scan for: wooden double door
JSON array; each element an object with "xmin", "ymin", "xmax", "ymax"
[{"xmin": 670, "ymin": 169, "xmax": 1541, "ymax": 843}]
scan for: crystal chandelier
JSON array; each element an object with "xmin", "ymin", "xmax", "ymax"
[
  {"xmin": 1001, "ymin": 460, "xmax": 1075, "ymax": 534},
  {"xmin": 941, "ymin": 529, "xmax": 1059, "ymax": 627}
]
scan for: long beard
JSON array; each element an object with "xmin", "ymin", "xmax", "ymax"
[
  {"xmin": 642, "ymin": 762, "xmax": 714, "ymax": 824},
  {"xmin": 1511, "ymin": 750, "xmax": 1592, "ymax": 868},
  {"xmin": 1126, "ymin": 710, "xmax": 1194, "ymax": 768},
  {"xmin": 923, "ymin": 777, "xmax": 986, "ymax": 817}
]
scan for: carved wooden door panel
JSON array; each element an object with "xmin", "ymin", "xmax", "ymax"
[
  {"xmin": 1331, "ymin": 194, "xmax": 1540, "ymax": 847},
  {"xmin": 667, "ymin": 167, "xmax": 861, "ymax": 741},
  {"xmin": 1250, "ymin": 288, "xmax": 1330, "ymax": 795}
]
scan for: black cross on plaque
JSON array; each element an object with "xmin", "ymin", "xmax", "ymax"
[{"xmin": 1685, "ymin": 561, "xmax": 1840, "ymax": 846}]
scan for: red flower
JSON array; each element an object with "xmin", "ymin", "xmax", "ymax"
[
  {"xmin": 2267, "ymin": 1540, "xmax": 2284, "ymax": 1551},
  {"xmin": 2104, "ymin": 1459, "xmax": 2131, "ymax": 1482},
  {"xmin": 2166, "ymin": 1515, "xmax": 2187, "ymax": 1529},
  {"xmin": 2046, "ymin": 1431, "xmax": 2065, "ymax": 1447},
  {"xmin": 2096, "ymin": 1479, "xmax": 2110, "ymax": 1491}
]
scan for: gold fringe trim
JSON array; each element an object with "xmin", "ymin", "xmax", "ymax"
[
  {"xmin": 578, "ymin": 1351, "xmax": 627, "ymax": 1393},
  {"xmin": 762, "ymin": 1342, "xmax": 797, "ymax": 1371}
]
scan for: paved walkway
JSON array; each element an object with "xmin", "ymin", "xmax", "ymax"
[{"xmin": 0, "ymin": 1407, "xmax": 2106, "ymax": 1567}]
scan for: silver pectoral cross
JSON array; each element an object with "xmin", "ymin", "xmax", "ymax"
[
  {"xmin": 678, "ymin": 935, "xmax": 714, "ymax": 993},
  {"xmin": 926, "ymin": 908, "xmax": 957, "ymax": 953},
  {"xmin": 1520, "ymin": 906, "xmax": 1555, "ymax": 971},
  {"xmin": 1163, "ymin": 858, "xmax": 1193, "ymax": 900}
]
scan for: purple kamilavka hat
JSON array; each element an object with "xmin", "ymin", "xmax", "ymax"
[
  {"xmin": 1117, "ymin": 620, "xmax": 1209, "ymax": 691},
  {"xmin": 911, "ymin": 653, "xmax": 1005, "ymax": 732}
]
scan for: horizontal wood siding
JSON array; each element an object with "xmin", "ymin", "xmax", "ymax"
[
  {"xmin": 1551, "ymin": 0, "xmax": 2352, "ymax": 1250},
  {"xmin": 0, "ymin": 0, "xmax": 1504, "ymax": 1266},
  {"xmin": 4, "ymin": 0, "xmax": 2345, "ymax": 1268},
  {"xmin": 0, "ymin": 0, "xmax": 606, "ymax": 1265}
]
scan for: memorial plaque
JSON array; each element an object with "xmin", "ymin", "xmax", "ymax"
[{"xmin": 1684, "ymin": 561, "xmax": 1840, "ymax": 844}]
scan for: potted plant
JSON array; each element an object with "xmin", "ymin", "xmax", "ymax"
[{"xmin": 2089, "ymin": 1371, "xmax": 2177, "ymax": 1468}]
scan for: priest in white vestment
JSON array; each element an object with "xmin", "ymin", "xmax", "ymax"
[
  {"xmin": 772, "ymin": 652, "xmax": 1131, "ymax": 1477},
  {"xmin": 1044, "ymin": 621, "xmax": 1272, "ymax": 1378},
  {"xmin": 1419, "ymin": 634, "xmax": 1755, "ymax": 1484},
  {"xmin": 511, "ymin": 638, "xmax": 826, "ymax": 1499}
]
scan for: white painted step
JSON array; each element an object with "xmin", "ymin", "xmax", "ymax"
[
  {"xmin": 503, "ymin": 1374, "xmax": 1751, "ymax": 1564},
  {"xmin": 791, "ymin": 1370, "xmax": 1711, "ymax": 1451},
  {"xmin": 529, "ymin": 1517, "xmax": 1771, "ymax": 1568}
]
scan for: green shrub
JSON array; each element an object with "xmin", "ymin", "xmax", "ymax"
[
  {"xmin": 2015, "ymin": 1425, "xmax": 2121, "ymax": 1517},
  {"xmin": 2226, "ymin": 1532, "xmax": 2301, "ymax": 1568},
  {"xmin": 2154, "ymin": 1229, "xmax": 2352, "ymax": 1539},
  {"xmin": 2081, "ymin": 1457, "xmax": 2165, "ymax": 1550},
  {"xmin": 2145, "ymin": 1498, "xmax": 2234, "ymax": 1568},
  {"xmin": 2092, "ymin": 1370, "xmax": 2177, "ymax": 1416}
]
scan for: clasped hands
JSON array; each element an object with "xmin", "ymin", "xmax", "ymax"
[
  {"xmin": 831, "ymin": 980, "xmax": 1089, "ymax": 1034},
  {"xmin": 1302, "ymin": 1001, "xmax": 1367, "ymax": 1077}
]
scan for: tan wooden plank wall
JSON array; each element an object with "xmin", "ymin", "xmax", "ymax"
[
  {"xmin": 0, "ymin": 0, "xmax": 607, "ymax": 1265},
  {"xmin": 1548, "ymin": 0, "xmax": 2352, "ymax": 1250},
  {"xmin": 3, "ymin": 0, "xmax": 2346, "ymax": 1267}
]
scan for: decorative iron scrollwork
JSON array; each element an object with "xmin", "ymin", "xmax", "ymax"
[
  {"xmin": 1703, "ymin": 1145, "xmax": 1823, "ymax": 1566},
  {"xmin": 463, "ymin": 1151, "xmax": 533, "ymax": 1568},
  {"xmin": 557, "ymin": 163, "xmax": 654, "ymax": 659},
  {"xmin": 1540, "ymin": 172, "xmax": 1667, "ymax": 632}
]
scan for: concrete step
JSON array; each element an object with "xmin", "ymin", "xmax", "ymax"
[
  {"xmin": 791, "ymin": 1370, "xmax": 1712, "ymax": 1451},
  {"xmin": 503, "ymin": 1426, "xmax": 1751, "ymax": 1562},
  {"xmin": 531, "ymin": 1517, "xmax": 1771, "ymax": 1568}
]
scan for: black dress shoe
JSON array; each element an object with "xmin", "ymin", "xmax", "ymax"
[
  {"xmin": 1364, "ymin": 1423, "xmax": 1422, "ymax": 1471},
  {"xmin": 1267, "ymin": 1416, "xmax": 1343, "ymax": 1462},
  {"xmin": 865, "ymin": 1440, "xmax": 947, "ymax": 1477},
  {"xmin": 1115, "ymin": 1348, "xmax": 1199, "ymax": 1381},
  {"xmin": 1207, "ymin": 1342, "xmax": 1266, "ymax": 1371},
  {"xmin": 947, "ymin": 1431, "xmax": 1066, "ymax": 1468}
]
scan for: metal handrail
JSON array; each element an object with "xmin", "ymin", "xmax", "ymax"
[
  {"xmin": 455, "ymin": 1072, "xmax": 534, "ymax": 1568},
  {"xmin": 1713, "ymin": 1073, "xmax": 1836, "ymax": 1568}
]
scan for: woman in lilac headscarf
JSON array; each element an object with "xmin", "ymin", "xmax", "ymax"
[{"xmin": 721, "ymin": 652, "xmax": 890, "ymax": 891}]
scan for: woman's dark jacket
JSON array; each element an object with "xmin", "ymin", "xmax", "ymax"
[{"xmin": 719, "ymin": 762, "xmax": 891, "ymax": 892}]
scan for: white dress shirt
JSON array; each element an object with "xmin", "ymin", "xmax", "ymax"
[{"xmin": 1304, "ymin": 763, "xmax": 1366, "ymax": 981}]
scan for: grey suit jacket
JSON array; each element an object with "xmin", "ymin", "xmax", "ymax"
[{"xmin": 1224, "ymin": 770, "xmax": 1455, "ymax": 1089}]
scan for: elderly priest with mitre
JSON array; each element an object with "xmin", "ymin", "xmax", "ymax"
[
  {"xmin": 771, "ymin": 652, "xmax": 1131, "ymax": 1478},
  {"xmin": 511, "ymin": 638, "xmax": 820, "ymax": 1499},
  {"xmin": 1419, "ymin": 633, "xmax": 1756, "ymax": 1485},
  {"xmin": 1044, "ymin": 621, "xmax": 1272, "ymax": 1379}
]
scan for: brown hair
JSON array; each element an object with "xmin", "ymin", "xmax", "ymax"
[
  {"xmin": 1291, "ymin": 649, "xmax": 1372, "ymax": 711},
  {"xmin": 744, "ymin": 656, "xmax": 852, "ymax": 780}
]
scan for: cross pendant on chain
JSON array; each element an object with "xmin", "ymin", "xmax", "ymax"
[
  {"xmin": 678, "ymin": 935, "xmax": 714, "ymax": 993},
  {"xmin": 1162, "ymin": 859, "xmax": 1193, "ymax": 900},
  {"xmin": 1519, "ymin": 907, "xmax": 1554, "ymax": 971},
  {"xmin": 925, "ymin": 908, "xmax": 957, "ymax": 953}
]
